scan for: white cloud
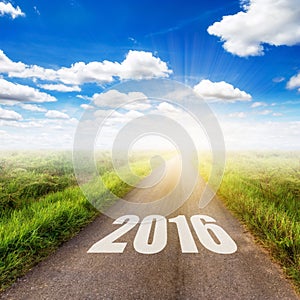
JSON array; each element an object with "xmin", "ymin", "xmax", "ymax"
[
  {"xmin": 207, "ymin": 0, "xmax": 300, "ymax": 57},
  {"xmin": 0, "ymin": 107, "xmax": 298, "ymax": 150},
  {"xmin": 251, "ymin": 101, "xmax": 267, "ymax": 108},
  {"xmin": 45, "ymin": 110, "xmax": 69, "ymax": 119},
  {"xmin": 0, "ymin": 107, "xmax": 22, "ymax": 121},
  {"xmin": 8, "ymin": 64, "xmax": 58, "ymax": 81},
  {"xmin": 0, "ymin": 50, "xmax": 26, "ymax": 73},
  {"xmin": 258, "ymin": 109, "xmax": 272, "ymax": 115},
  {"xmin": 94, "ymin": 109, "xmax": 114, "ymax": 118},
  {"xmin": 156, "ymin": 102, "xmax": 181, "ymax": 115},
  {"xmin": 0, "ymin": 117, "xmax": 77, "ymax": 129},
  {"xmin": 228, "ymin": 112, "xmax": 246, "ymax": 118},
  {"xmin": 0, "ymin": 2, "xmax": 25, "ymax": 19},
  {"xmin": 6, "ymin": 50, "xmax": 172, "ymax": 85},
  {"xmin": 93, "ymin": 90, "xmax": 147, "ymax": 108},
  {"xmin": 76, "ymin": 95, "xmax": 92, "ymax": 101},
  {"xmin": 0, "ymin": 100, "xmax": 18, "ymax": 106},
  {"xmin": 193, "ymin": 79, "xmax": 251, "ymax": 101},
  {"xmin": 39, "ymin": 83, "xmax": 81, "ymax": 92},
  {"xmin": 94, "ymin": 109, "xmax": 144, "ymax": 129},
  {"xmin": 0, "ymin": 120, "xmax": 43, "ymax": 128},
  {"xmin": 0, "ymin": 78, "xmax": 56, "ymax": 103},
  {"xmin": 287, "ymin": 72, "xmax": 300, "ymax": 91},
  {"xmin": 19, "ymin": 103, "xmax": 47, "ymax": 112},
  {"xmin": 118, "ymin": 50, "xmax": 172, "ymax": 80},
  {"xmin": 123, "ymin": 101, "xmax": 152, "ymax": 111},
  {"xmin": 54, "ymin": 61, "xmax": 120, "ymax": 85},
  {"xmin": 124, "ymin": 110, "xmax": 144, "ymax": 119},
  {"xmin": 273, "ymin": 112, "xmax": 283, "ymax": 117}
]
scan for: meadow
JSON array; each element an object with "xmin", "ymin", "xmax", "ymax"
[
  {"xmin": 200, "ymin": 151, "xmax": 300, "ymax": 292},
  {"xmin": 0, "ymin": 151, "xmax": 151, "ymax": 292}
]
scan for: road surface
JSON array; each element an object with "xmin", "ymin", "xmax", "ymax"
[{"xmin": 1, "ymin": 158, "xmax": 298, "ymax": 299}]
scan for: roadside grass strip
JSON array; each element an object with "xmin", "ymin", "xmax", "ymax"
[{"xmin": 200, "ymin": 152, "xmax": 300, "ymax": 293}]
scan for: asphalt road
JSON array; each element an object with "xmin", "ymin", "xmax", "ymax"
[{"xmin": 1, "ymin": 158, "xmax": 298, "ymax": 300}]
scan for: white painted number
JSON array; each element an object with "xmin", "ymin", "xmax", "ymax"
[
  {"xmin": 87, "ymin": 215, "xmax": 139, "ymax": 253},
  {"xmin": 88, "ymin": 214, "xmax": 237, "ymax": 254},
  {"xmin": 191, "ymin": 215, "xmax": 237, "ymax": 254},
  {"xmin": 169, "ymin": 215, "xmax": 198, "ymax": 253},
  {"xmin": 134, "ymin": 215, "xmax": 167, "ymax": 254}
]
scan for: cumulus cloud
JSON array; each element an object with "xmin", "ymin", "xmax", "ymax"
[
  {"xmin": 8, "ymin": 64, "xmax": 59, "ymax": 82},
  {"xmin": 19, "ymin": 103, "xmax": 47, "ymax": 112},
  {"xmin": 94, "ymin": 109, "xmax": 114, "ymax": 118},
  {"xmin": 123, "ymin": 101, "xmax": 151, "ymax": 111},
  {"xmin": 39, "ymin": 83, "xmax": 81, "ymax": 92},
  {"xmin": 94, "ymin": 109, "xmax": 143, "ymax": 127},
  {"xmin": 0, "ymin": 107, "xmax": 22, "ymax": 120},
  {"xmin": 93, "ymin": 90, "xmax": 147, "ymax": 108},
  {"xmin": 124, "ymin": 110, "xmax": 144, "ymax": 119},
  {"xmin": 207, "ymin": 0, "xmax": 300, "ymax": 57},
  {"xmin": 5, "ymin": 50, "xmax": 172, "ymax": 85},
  {"xmin": 251, "ymin": 101, "xmax": 267, "ymax": 108},
  {"xmin": 287, "ymin": 72, "xmax": 300, "ymax": 91},
  {"xmin": 156, "ymin": 102, "xmax": 181, "ymax": 115},
  {"xmin": 193, "ymin": 79, "xmax": 251, "ymax": 101},
  {"xmin": 0, "ymin": 78, "xmax": 56, "ymax": 103},
  {"xmin": 0, "ymin": 50, "xmax": 25, "ymax": 73},
  {"xmin": 45, "ymin": 110, "xmax": 69, "ymax": 119},
  {"xmin": 118, "ymin": 50, "xmax": 172, "ymax": 80},
  {"xmin": 0, "ymin": 2, "xmax": 25, "ymax": 19}
]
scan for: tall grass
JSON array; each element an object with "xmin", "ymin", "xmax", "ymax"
[
  {"xmin": 0, "ymin": 151, "xmax": 76, "ymax": 214},
  {"xmin": 200, "ymin": 152, "xmax": 300, "ymax": 292},
  {"xmin": 0, "ymin": 151, "xmax": 151, "ymax": 292}
]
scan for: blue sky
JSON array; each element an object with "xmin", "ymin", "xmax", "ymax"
[{"xmin": 0, "ymin": 0, "xmax": 300, "ymax": 149}]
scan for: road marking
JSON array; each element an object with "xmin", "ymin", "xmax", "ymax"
[{"xmin": 88, "ymin": 214, "xmax": 237, "ymax": 254}]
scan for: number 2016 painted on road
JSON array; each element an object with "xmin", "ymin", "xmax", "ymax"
[{"xmin": 88, "ymin": 215, "xmax": 237, "ymax": 255}]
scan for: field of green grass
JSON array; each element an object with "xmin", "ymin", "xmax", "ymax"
[
  {"xmin": 200, "ymin": 152, "xmax": 300, "ymax": 292},
  {"xmin": 0, "ymin": 151, "xmax": 151, "ymax": 292}
]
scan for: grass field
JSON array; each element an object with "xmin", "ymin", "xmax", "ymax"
[
  {"xmin": 200, "ymin": 151, "xmax": 300, "ymax": 292},
  {"xmin": 0, "ymin": 151, "xmax": 151, "ymax": 292},
  {"xmin": 0, "ymin": 151, "xmax": 77, "ymax": 215}
]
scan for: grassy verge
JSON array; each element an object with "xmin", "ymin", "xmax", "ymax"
[
  {"xmin": 200, "ymin": 152, "xmax": 300, "ymax": 292},
  {"xmin": 0, "ymin": 152, "xmax": 151, "ymax": 292}
]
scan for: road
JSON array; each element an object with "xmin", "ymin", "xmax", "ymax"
[{"xmin": 1, "ymin": 158, "xmax": 298, "ymax": 300}]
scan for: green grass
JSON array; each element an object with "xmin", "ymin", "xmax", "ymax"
[
  {"xmin": 0, "ymin": 151, "xmax": 151, "ymax": 292},
  {"xmin": 200, "ymin": 152, "xmax": 300, "ymax": 292},
  {"xmin": 0, "ymin": 151, "xmax": 77, "ymax": 214}
]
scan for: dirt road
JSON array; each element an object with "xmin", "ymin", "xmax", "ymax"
[{"xmin": 1, "ymin": 158, "xmax": 298, "ymax": 299}]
